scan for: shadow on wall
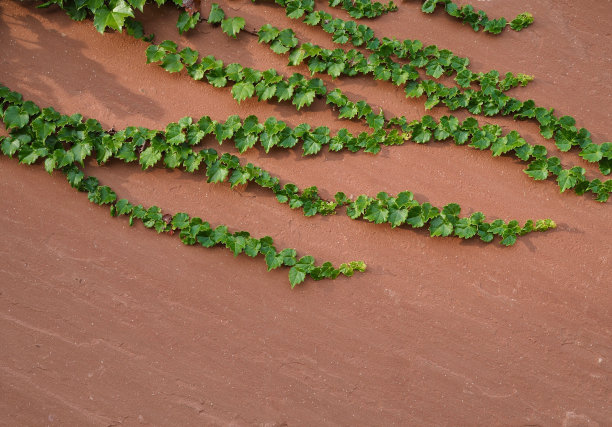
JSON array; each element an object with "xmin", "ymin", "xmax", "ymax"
[{"xmin": 0, "ymin": 0, "xmax": 163, "ymax": 123}]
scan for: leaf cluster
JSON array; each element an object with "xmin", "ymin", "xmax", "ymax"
[
  {"xmin": 177, "ymin": 10, "xmax": 201, "ymax": 34},
  {"xmin": 109, "ymin": 198, "xmax": 364, "ymax": 287},
  {"xmin": 421, "ymin": 0, "xmax": 534, "ymax": 34},
  {"xmin": 345, "ymin": 192, "xmax": 555, "ymax": 246},
  {"xmin": 328, "ymin": 0, "xmax": 397, "ymax": 20},
  {"xmin": 260, "ymin": 19, "xmax": 609, "ymax": 177},
  {"xmin": 269, "ymin": 3, "xmax": 532, "ymax": 93},
  {"xmin": 143, "ymin": 3, "xmax": 610, "ymax": 183},
  {"xmin": 509, "ymin": 12, "xmax": 534, "ymax": 31},
  {"xmin": 0, "ymin": 86, "xmax": 365, "ymax": 287},
  {"xmin": 388, "ymin": 78, "xmax": 612, "ymax": 177},
  {"xmin": 36, "ymin": 0, "xmax": 188, "ymax": 35},
  {"xmin": 1, "ymin": 86, "xmax": 564, "ymax": 245},
  {"xmin": 3, "ymin": 83, "xmax": 609, "ymax": 202},
  {"xmin": 146, "ymin": 40, "xmax": 326, "ymax": 109},
  {"xmin": 207, "ymin": 3, "xmax": 245, "ymax": 39},
  {"xmin": 384, "ymin": 113, "xmax": 610, "ymax": 201},
  {"xmin": 11, "ymin": 1, "xmax": 605, "ymax": 284}
]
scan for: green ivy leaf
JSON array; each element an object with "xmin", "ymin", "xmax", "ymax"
[
  {"xmin": 31, "ymin": 117, "xmax": 56, "ymax": 141},
  {"xmin": 231, "ymin": 82, "xmax": 255, "ymax": 104},
  {"xmin": 177, "ymin": 11, "xmax": 200, "ymax": 35},
  {"xmin": 454, "ymin": 218, "xmax": 477, "ymax": 239},
  {"xmin": 295, "ymin": 255, "xmax": 315, "ymax": 272},
  {"xmin": 184, "ymin": 153, "xmax": 203, "ymax": 172},
  {"xmin": 557, "ymin": 169, "xmax": 578, "ymax": 192},
  {"xmin": 579, "ymin": 144, "xmax": 603, "ymax": 162},
  {"xmin": 424, "ymin": 95, "xmax": 440, "ymax": 110},
  {"xmin": 264, "ymin": 250, "xmax": 283, "ymax": 271},
  {"xmin": 599, "ymin": 158, "xmax": 612, "ymax": 176},
  {"xmin": 388, "ymin": 207, "xmax": 408, "ymax": 228},
  {"xmin": 159, "ymin": 40, "xmax": 178, "ymax": 53},
  {"xmin": 292, "ymin": 89, "xmax": 315, "ymax": 110},
  {"xmin": 255, "ymin": 81, "xmax": 276, "ymax": 101},
  {"xmin": 170, "ymin": 212, "xmax": 190, "ymax": 230},
  {"xmin": 224, "ymin": 63, "xmax": 243, "ymax": 81},
  {"xmin": 364, "ymin": 203, "xmax": 389, "ymax": 224},
  {"xmin": 116, "ymin": 143, "xmax": 137, "ymax": 162},
  {"xmin": 426, "ymin": 63, "xmax": 444, "ymax": 79},
  {"xmin": 243, "ymin": 238, "xmax": 261, "ymax": 257},
  {"xmin": 286, "ymin": 2, "xmax": 307, "ymax": 19},
  {"xmin": 404, "ymin": 81, "xmax": 424, "ymax": 98},
  {"xmin": 275, "ymin": 82, "xmax": 294, "ymax": 101},
  {"xmin": 66, "ymin": 167, "xmax": 84, "ymax": 188},
  {"xmin": 3, "ymin": 106, "xmax": 29, "ymax": 129},
  {"xmin": 145, "ymin": 45, "xmax": 165, "ymax": 63},
  {"xmin": 470, "ymin": 130, "xmax": 492, "ymax": 150},
  {"xmin": 208, "ymin": 3, "xmax": 225, "ymax": 24},
  {"xmin": 421, "ymin": 0, "xmax": 437, "ymax": 13},
  {"xmin": 554, "ymin": 129, "xmax": 575, "ymax": 152},
  {"xmin": 206, "ymin": 161, "xmax": 229, "ymax": 183},
  {"xmin": 327, "ymin": 62, "xmax": 345, "ymax": 79},
  {"xmin": 242, "ymin": 68, "xmax": 262, "ymax": 84},
  {"xmin": 127, "ymin": 0, "xmax": 146, "ymax": 13},
  {"xmin": 234, "ymin": 133, "xmax": 258, "ymax": 153},
  {"xmin": 288, "ymin": 266, "xmax": 306, "ymax": 288},
  {"xmin": 179, "ymin": 47, "xmax": 199, "ymax": 66},
  {"xmin": 1, "ymin": 137, "xmax": 21, "ymax": 156},
  {"xmin": 509, "ymin": 12, "xmax": 533, "ymax": 31},
  {"xmin": 429, "ymin": 216, "xmax": 453, "ymax": 237},
  {"xmin": 17, "ymin": 145, "xmax": 43, "ymax": 165},
  {"xmin": 52, "ymin": 148, "xmax": 74, "ymax": 168},
  {"xmin": 524, "ymin": 159, "xmax": 548, "ymax": 180},
  {"xmin": 501, "ymin": 234, "xmax": 517, "ymax": 246},
  {"xmin": 287, "ymin": 48, "xmax": 306, "ymax": 67},
  {"xmin": 139, "ymin": 146, "xmax": 161, "ymax": 169},
  {"xmin": 411, "ymin": 123, "xmax": 432, "ymax": 143},
  {"xmin": 221, "ymin": 17, "xmax": 245, "ymax": 39},
  {"xmin": 71, "ymin": 142, "xmax": 92, "ymax": 165},
  {"xmin": 93, "ymin": 1, "xmax": 134, "ymax": 33},
  {"xmin": 258, "ymin": 24, "xmax": 279, "ymax": 43},
  {"xmin": 161, "ymin": 53, "xmax": 183, "ymax": 73},
  {"xmin": 206, "ymin": 68, "xmax": 227, "ymax": 87},
  {"xmin": 165, "ymin": 123, "xmax": 186, "ymax": 145},
  {"xmin": 514, "ymin": 143, "xmax": 534, "ymax": 161},
  {"xmin": 346, "ymin": 195, "xmax": 369, "ymax": 219},
  {"xmin": 226, "ymin": 234, "xmax": 248, "ymax": 256}
]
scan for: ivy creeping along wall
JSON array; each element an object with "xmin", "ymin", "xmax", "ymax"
[{"xmin": 4, "ymin": 0, "xmax": 610, "ymax": 287}]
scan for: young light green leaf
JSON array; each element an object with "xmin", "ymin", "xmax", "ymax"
[
  {"xmin": 139, "ymin": 146, "xmax": 162, "ymax": 169},
  {"xmin": 292, "ymin": 89, "xmax": 315, "ymax": 110},
  {"xmin": 288, "ymin": 266, "xmax": 306, "ymax": 288},
  {"xmin": 93, "ymin": 1, "xmax": 134, "ymax": 33},
  {"xmin": 221, "ymin": 17, "xmax": 245, "ymax": 39},
  {"xmin": 524, "ymin": 159, "xmax": 548, "ymax": 180},
  {"xmin": 232, "ymin": 82, "xmax": 255, "ymax": 104}
]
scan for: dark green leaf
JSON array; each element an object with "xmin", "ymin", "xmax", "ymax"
[
  {"xmin": 161, "ymin": 53, "xmax": 183, "ymax": 73},
  {"xmin": 208, "ymin": 3, "xmax": 225, "ymax": 24},
  {"xmin": 177, "ymin": 11, "xmax": 200, "ymax": 35},
  {"xmin": 3, "ymin": 106, "xmax": 29, "ymax": 129}
]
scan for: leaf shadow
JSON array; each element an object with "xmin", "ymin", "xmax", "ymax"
[{"xmin": 0, "ymin": 1, "xmax": 164, "ymax": 123}]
